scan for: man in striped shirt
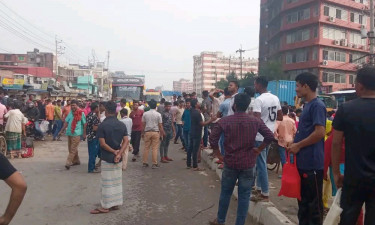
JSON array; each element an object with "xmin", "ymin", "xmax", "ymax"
[{"xmin": 209, "ymin": 93, "xmax": 274, "ymax": 225}]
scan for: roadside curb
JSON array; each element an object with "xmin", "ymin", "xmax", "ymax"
[{"xmin": 202, "ymin": 149, "xmax": 296, "ymax": 225}]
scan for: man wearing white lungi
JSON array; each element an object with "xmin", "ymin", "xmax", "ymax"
[{"xmin": 90, "ymin": 101, "xmax": 129, "ymax": 214}]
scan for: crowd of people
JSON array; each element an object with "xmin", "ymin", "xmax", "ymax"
[{"xmin": 1, "ymin": 67, "xmax": 375, "ymax": 225}]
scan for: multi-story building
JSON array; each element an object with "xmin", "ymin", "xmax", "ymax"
[
  {"xmin": 0, "ymin": 48, "xmax": 55, "ymax": 74},
  {"xmin": 259, "ymin": 0, "xmax": 370, "ymax": 93},
  {"xmin": 193, "ymin": 51, "xmax": 258, "ymax": 93},
  {"xmin": 173, "ymin": 78, "xmax": 194, "ymax": 93}
]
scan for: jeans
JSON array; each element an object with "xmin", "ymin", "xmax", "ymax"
[
  {"xmin": 34, "ymin": 120, "xmax": 44, "ymax": 138},
  {"xmin": 174, "ymin": 124, "xmax": 184, "ymax": 144},
  {"xmin": 87, "ymin": 138, "xmax": 99, "ymax": 172},
  {"xmin": 131, "ymin": 131, "xmax": 142, "ymax": 156},
  {"xmin": 217, "ymin": 166, "xmax": 254, "ymax": 225},
  {"xmin": 254, "ymin": 141, "xmax": 269, "ymax": 195},
  {"xmin": 278, "ymin": 146, "xmax": 286, "ymax": 167},
  {"xmin": 187, "ymin": 136, "xmax": 201, "ymax": 168},
  {"xmin": 340, "ymin": 180, "xmax": 375, "ymax": 225},
  {"xmin": 183, "ymin": 130, "xmax": 190, "ymax": 151},
  {"xmin": 203, "ymin": 126, "xmax": 209, "ymax": 147},
  {"xmin": 298, "ymin": 169, "xmax": 323, "ymax": 225},
  {"xmin": 219, "ymin": 133, "xmax": 225, "ymax": 156},
  {"xmin": 48, "ymin": 120, "xmax": 53, "ymax": 134},
  {"xmin": 160, "ymin": 131, "xmax": 173, "ymax": 158},
  {"xmin": 53, "ymin": 120, "xmax": 63, "ymax": 139}
]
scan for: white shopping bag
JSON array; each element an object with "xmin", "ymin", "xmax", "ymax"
[
  {"xmin": 323, "ymin": 188, "xmax": 343, "ymax": 225},
  {"xmin": 40, "ymin": 120, "xmax": 49, "ymax": 133}
]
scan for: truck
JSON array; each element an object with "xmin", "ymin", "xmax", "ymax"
[
  {"xmin": 144, "ymin": 89, "xmax": 163, "ymax": 102},
  {"xmin": 111, "ymin": 73, "xmax": 145, "ymax": 101}
]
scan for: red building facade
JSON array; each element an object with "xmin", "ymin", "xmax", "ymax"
[{"xmin": 259, "ymin": 0, "xmax": 370, "ymax": 93}]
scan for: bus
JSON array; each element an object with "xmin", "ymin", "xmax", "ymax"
[
  {"xmin": 111, "ymin": 74, "xmax": 145, "ymax": 101},
  {"xmin": 144, "ymin": 89, "xmax": 163, "ymax": 102}
]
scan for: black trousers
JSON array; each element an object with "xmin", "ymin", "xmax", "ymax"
[
  {"xmin": 297, "ymin": 169, "xmax": 323, "ymax": 225},
  {"xmin": 340, "ymin": 180, "xmax": 375, "ymax": 225},
  {"xmin": 131, "ymin": 131, "xmax": 142, "ymax": 156}
]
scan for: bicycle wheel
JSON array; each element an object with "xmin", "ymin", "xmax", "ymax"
[{"xmin": 0, "ymin": 135, "xmax": 7, "ymax": 156}]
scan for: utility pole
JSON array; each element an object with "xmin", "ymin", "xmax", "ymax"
[
  {"xmin": 236, "ymin": 46, "xmax": 245, "ymax": 79},
  {"xmin": 55, "ymin": 35, "xmax": 64, "ymax": 78},
  {"xmin": 107, "ymin": 51, "xmax": 110, "ymax": 70},
  {"xmin": 370, "ymin": 0, "xmax": 375, "ymax": 65}
]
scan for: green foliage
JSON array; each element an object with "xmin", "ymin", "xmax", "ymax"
[
  {"xmin": 216, "ymin": 78, "xmax": 229, "ymax": 90},
  {"xmin": 215, "ymin": 71, "xmax": 257, "ymax": 90},
  {"xmin": 258, "ymin": 60, "xmax": 285, "ymax": 80}
]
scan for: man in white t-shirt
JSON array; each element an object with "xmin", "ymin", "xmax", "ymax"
[
  {"xmin": 251, "ymin": 76, "xmax": 283, "ymax": 202},
  {"xmin": 227, "ymin": 80, "xmax": 239, "ymax": 116}
]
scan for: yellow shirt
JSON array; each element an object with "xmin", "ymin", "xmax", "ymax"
[{"xmin": 117, "ymin": 106, "xmax": 132, "ymax": 120}]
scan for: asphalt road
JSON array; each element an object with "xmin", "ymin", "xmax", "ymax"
[{"xmin": 0, "ymin": 136, "xmax": 253, "ymax": 225}]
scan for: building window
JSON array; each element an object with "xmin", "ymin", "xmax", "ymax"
[
  {"xmin": 286, "ymin": 48, "xmax": 309, "ymax": 64},
  {"xmin": 350, "ymin": 12, "xmax": 367, "ymax": 25},
  {"xmin": 323, "ymin": 49, "xmax": 346, "ymax": 62},
  {"xmin": 323, "ymin": 71, "xmax": 346, "ymax": 83},
  {"xmin": 322, "ymin": 26, "xmax": 346, "ymax": 40},
  {"xmin": 349, "ymin": 53, "xmax": 366, "ymax": 64},
  {"xmin": 349, "ymin": 75, "xmax": 356, "ymax": 84},
  {"xmin": 336, "ymin": 9, "xmax": 342, "ymax": 19},
  {"xmin": 314, "ymin": 27, "xmax": 318, "ymax": 38},
  {"xmin": 4, "ymin": 55, "xmax": 11, "ymax": 61},
  {"xmin": 286, "ymin": 7, "xmax": 310, "ymax": 24},
  {"xmin": 286, "ymin": 28, "xmax": 310, "ymax": 44},
  {"xmin": 314, "ymin": 5, "xmax": 320, "ymax": 17},
  {"xmin": 312, "ymin": 47, "xmax": 318, "ymax": 60},
  {"xmin": 18, "ymin": 56, "xmax": 24, "ymax": 61},
  {"xmin": 324, "ymin": 6, "xmax": 329, "ymax": 16},
  {"xmin": 350, "ymin": 32, "xmax": 367, "ymax": 45}
]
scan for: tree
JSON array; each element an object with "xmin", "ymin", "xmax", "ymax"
[
  {"xmin": 216, "ymin": 78, "xmax": 228, "ymax": 90},
  {"xmin": 226, "ymin": 72, "xmax": 238, "ymax": 82},
  {"xmin": 258, "ymin": 60, "xmax": 285, "ymax": 81},
  {"xmin": 239, "ymin": 72, "xmax": 256, "ymax": 87}
]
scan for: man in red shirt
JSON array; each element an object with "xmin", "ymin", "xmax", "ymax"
[
  {"xmin": 209, "ymin": 93, "xmax": 274, "ymax": 225},
  {"xmin": 129, "ymin": 101, "xmax": 144, "ymax": 162}
]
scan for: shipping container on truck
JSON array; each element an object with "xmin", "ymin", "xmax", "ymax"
[{"xmin": 267, "ymin": 80, "xmax": 296, "ymax": 106}]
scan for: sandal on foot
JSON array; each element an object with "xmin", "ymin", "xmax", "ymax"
[
  {"xmin": 90, "ymin": 208, "xmax": 109, "ymax": 214},
  {"xmin": 193, "ymin": 167, "xmax": 205, "ymax": 171},
  {"xmin": 110, "ymin": 206, "xmax": 119, "ymax": 211}
]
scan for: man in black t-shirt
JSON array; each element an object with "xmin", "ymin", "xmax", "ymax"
[
  {"xmin": 332, "ymin": 67, "xmax": 375, "ymax": 225},
  {"xmin": 0, "ymin": 154, "xmax": 27, "ymax": 224},
  {"xmin": 187, "ymin": 99, "xmax": 216, "ymax": 171}
]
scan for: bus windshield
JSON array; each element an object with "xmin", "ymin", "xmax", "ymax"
[
  {"xmin": 145, "ymin": 94, "xmax": 161, "ymax": 102},
  {"xmin": 318, "ymin": 96, "xmax": 336, "ymax": 109},
  {"xmin": 114, "ymin": 86, "xmax": 142, "ymax": 101}
]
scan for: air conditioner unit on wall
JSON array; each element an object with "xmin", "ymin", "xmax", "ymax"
[
  {"xmin": 348, "ymin": 43, "xmax": 354, "ymax": 48},
  {"xmin": 334, "ymin": 40, "xmax": 340, "ymax": 45},
  {"xmin": 352, "ymin": 44, "xmax": 358, "ymax": 48},
  {"xmin": 322, "ymin": 60, "xmax": 328, "ymax": 66},
  {"xmin": 329, "ymin": 16, "xmax": 335, "ymax": 22}
]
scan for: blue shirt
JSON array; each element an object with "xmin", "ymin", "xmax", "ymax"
[
  {"xmin": 182, "ymin": 108, "xmax": 191, "ymax": 131},
  {"xmin": 294, "ymin": 98, "xmax": 326, "ymax": 170},
  {"xmin": 219, "ymin": 99, "xmax": 231, "ymax": 117}
]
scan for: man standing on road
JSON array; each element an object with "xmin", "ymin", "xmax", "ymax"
[
  {"xmin": 117, "ymin": 98, "xmax": 131, "ymax": 120},
  {"xmin": 181, "ymin": 99, "xmax": 192, "ymax": 152},
  {"xmin": 251, "ymin": 76, "xmax": 283, "ymax": 202},
  {"xmin": 202, "ymin": 90, "xmax": 212, "ymax": 149},
  {"xmin": 45, "ymin": 99, "xmax": 54, "ymax": 136},
  {"xmin": 0, "ymin": 153, "xmax": 27, "ymax": 225},
  {"xmin": 86, "ymin": 102, "xmax": 101, "ymax": 173},
  {"xmin": 173, "ymin": 100, "xmax": 184, "ymax": 145},
  {"xmin": 90, "ymin": 101, "xmax": 129, "ymax": 214},
  {"xmin": 209, "ymin": 93, "xmax": 275, "ymax": 225},
  {"xmin": 227, "ymin": 81, "xmax": 239, "ymax": 116},
  {"xmin": 275, "ymin": 105, "xmax": 296, "ymax": 169},
  {"xmin": 59, "ymin": 100, "xmax": 87, "ymax": 170},
  {"xmin": 142, "ymin": 100, "xmax": 165, "ymax": 169},
  {"xmin": 129, "ymin": 101, "xmax": 143, "ymax": 162},
  {"xmin": 216, "ymin": 88, "xmax": 232, "ymax": 159},
  {"xmin": 187, "ymin": 99, "xmax": 216, "ymax": 171},
  {"xmin": 53, "ymin": 100, "xmax": 63, "ymax": 141},
  {"xmin": 157, "ymin": 98, "xmax": 165, "ymax": 114},
  {"xmin": 332, "ymin": 67, "xmax": 375, "ymax": 225},
  {"xmin": 119, "ymin": 108, "xmax": 132, "ymax": 171},
  {"xmin": 159, "ymin": 102, "xmax": 175, "ymax": 163},
  {"xmin": 287, "ymin": 72, "xmax": 326, "ymax": 225}
]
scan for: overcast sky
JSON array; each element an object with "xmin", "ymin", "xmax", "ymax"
[{"xmin": 0, "ymin": 0, "xmax": 260, "ymax": 89}]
